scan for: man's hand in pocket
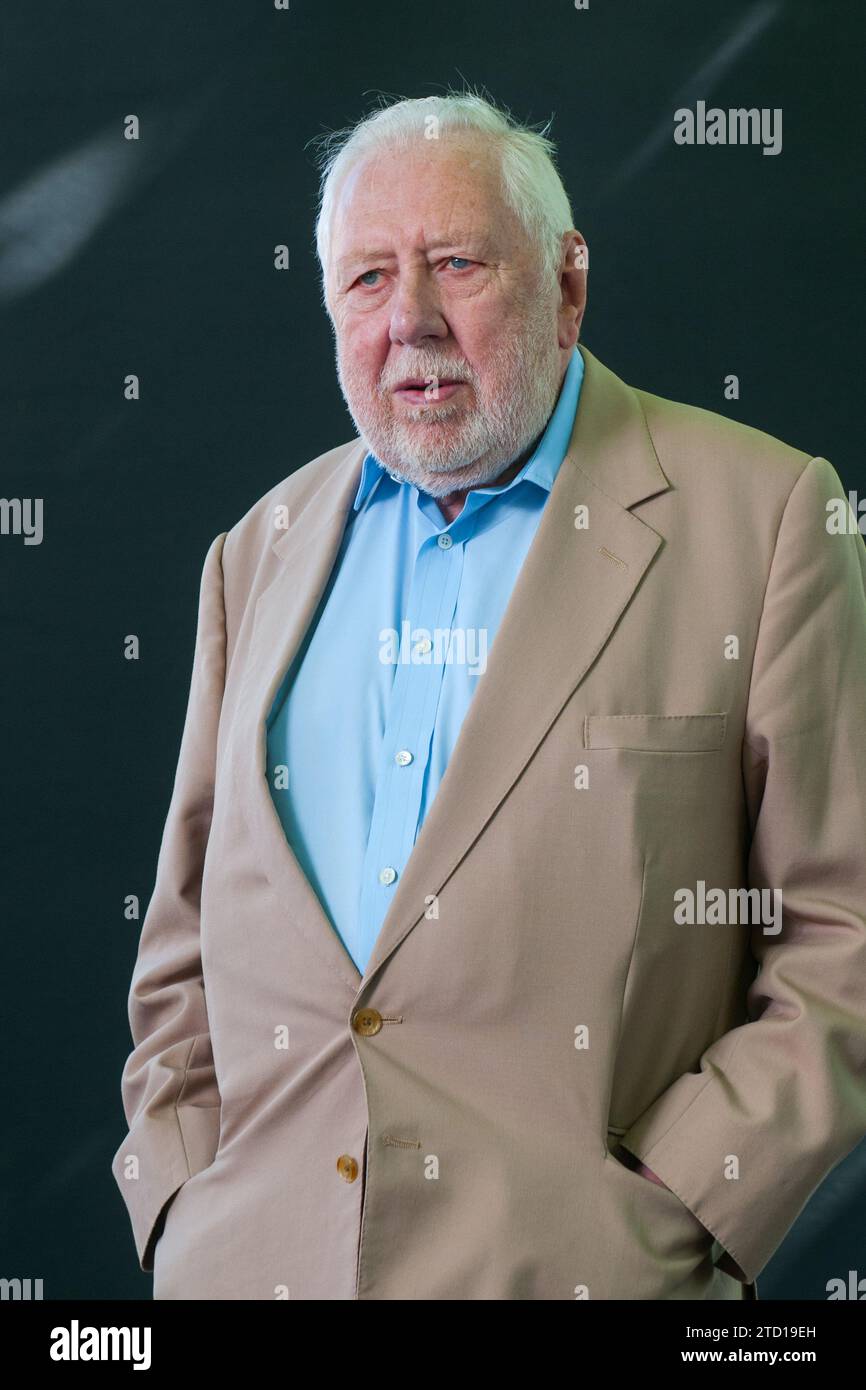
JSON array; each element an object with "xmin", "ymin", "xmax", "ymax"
[{"xmin": 615, "ymin": 1142, "xmax": 748, "ymax": 1282}]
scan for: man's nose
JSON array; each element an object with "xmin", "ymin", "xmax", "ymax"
[{"xmin": 389, "ymin": 271, "xmax": 448, "ymax": 346}]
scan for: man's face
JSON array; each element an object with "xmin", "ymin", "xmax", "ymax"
[{"xmin": 327, "ymin": 132, "xmax": 578, "ymax": 496}]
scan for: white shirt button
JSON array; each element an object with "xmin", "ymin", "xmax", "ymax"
[
  {"xmin": 379, "ymin": 866, "xmax": 398, "ymax": 886},
  {"xmin": 415, "ymin": 637, "xmax": 432, "ymax": 655},
  {"xmin": 395, "ymin": 750, "xmax": 413, "ymax": 766},
  {"xmin": 437, "ymin": 533, "xmax": 453, "ymax": 549}
]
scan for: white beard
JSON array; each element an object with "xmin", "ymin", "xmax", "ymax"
[{"xmin": 335, "ymin": 302, "xmax": 566, "ymax": 499}]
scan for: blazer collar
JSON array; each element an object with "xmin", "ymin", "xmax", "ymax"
[{"xmin": 233, "ymin": 342, "xmax": 672, "ymax": 995}]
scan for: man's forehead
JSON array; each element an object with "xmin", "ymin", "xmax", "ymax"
[{"xmin": 331, "ymin": 136, "xmax": 509, "ymax": 261}]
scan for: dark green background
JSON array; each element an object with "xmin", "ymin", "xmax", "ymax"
[{"xmin": 1, "ymin": 0, "xmax": 863, "ymax": 1299}]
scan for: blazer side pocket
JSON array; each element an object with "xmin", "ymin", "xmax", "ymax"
[
  {"xmin": 584, "ymin": 712, "xmax": 727, "ymax": 752},
  {"xmin": 604, "ymin": 1135, "xmax": 712, "ymax": 1245}
]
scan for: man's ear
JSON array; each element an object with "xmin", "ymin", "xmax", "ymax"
[{"xmin": 557, "ymin": 231, "xmax": 588, "ymax": 349}]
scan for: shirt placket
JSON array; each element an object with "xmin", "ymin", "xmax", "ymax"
[{"xmin": 357, "ymin": 518, "xmax": 466, "ymax": 966}]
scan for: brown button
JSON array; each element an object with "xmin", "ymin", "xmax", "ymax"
[
  {"xmin": 352, "ymin": 1007, "xmax": 383, "ymax": 1036},
  {"xmin": 337, "ymin": 1154, "xmax": 359, "ymax": 1182}
]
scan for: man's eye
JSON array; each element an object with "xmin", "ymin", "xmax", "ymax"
[{"xmin": 353, "ymin": 259, "xmax": 472, "ymax": 288}]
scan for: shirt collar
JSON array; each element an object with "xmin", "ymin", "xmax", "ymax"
[{"xmin": 352, "ymin": 345, "xmax": 585, "ymax": 512}]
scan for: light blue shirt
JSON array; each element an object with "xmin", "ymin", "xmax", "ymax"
[{"xmin": 266, "ymin": 346, "xmax": 585, "ymax": 973}]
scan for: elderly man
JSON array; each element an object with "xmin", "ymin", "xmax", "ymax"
[{"xmin": 112, "ymin": 91, "xmax": 866, "ymax": 1301}]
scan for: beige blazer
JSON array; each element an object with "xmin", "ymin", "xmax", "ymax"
[{"xmin": 111, "ymin": 343, "xmax": 866, "ymax": 1300}]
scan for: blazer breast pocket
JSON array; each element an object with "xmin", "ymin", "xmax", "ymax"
[{"xmin": 583, "ymin": 712, "xmax": 727, "ymax": 753}]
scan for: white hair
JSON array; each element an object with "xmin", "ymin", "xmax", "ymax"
[{"xmin": 308, "ymin": 87, "xmax": 575, "ymax": 312}]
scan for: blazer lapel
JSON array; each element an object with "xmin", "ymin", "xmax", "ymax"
[
  {"xmin": 363, "ymin": 344, "xmax": 672, "ymax": 981},
  {"xmin": 230, "ymin": 442, "xmax": 368, "ymax": 993}
]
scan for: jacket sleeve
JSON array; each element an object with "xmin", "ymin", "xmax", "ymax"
[
  {"xmin": 619, "ymin": 455, "xmax": 866, "ymax": 1285},
  {"xmin": 111, "ymin": 531, "xmax": 228, "ymax": 1272}
]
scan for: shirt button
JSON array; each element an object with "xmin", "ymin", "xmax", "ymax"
[
  {"xmin": 437, "ymin": 533, "xmax": 453, "ymax": 549},
  {"xmin": 415, "ymin": 637, "xmax": 432, "ymax": 654},
  {"xmin": 395, "ymin": 749, "xmax": 413, "ymax": 766},
  {"xmin": 337, "ymin": 1154, "xmax": 359, "ymax": 1182},
  {"xmin": 379, "ymin": 866, "xmax": 398, "ymax": 885},
  {"xmin": 352, "ymin": 1007, "xmax": 383, "ymax": 1036}
]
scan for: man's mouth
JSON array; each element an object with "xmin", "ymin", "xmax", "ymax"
[{"xmin": 392, "ymin": 378, "xmax": 465, "ymax": 402}]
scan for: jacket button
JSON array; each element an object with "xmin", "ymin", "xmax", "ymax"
[
  {"xmin": 337, "ymin": 1154, "xmax": 359, "ymax": 1182},
  {"xmin": 352, "ymin": 1007, "xmax": 383, "ymax": 1036}
]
